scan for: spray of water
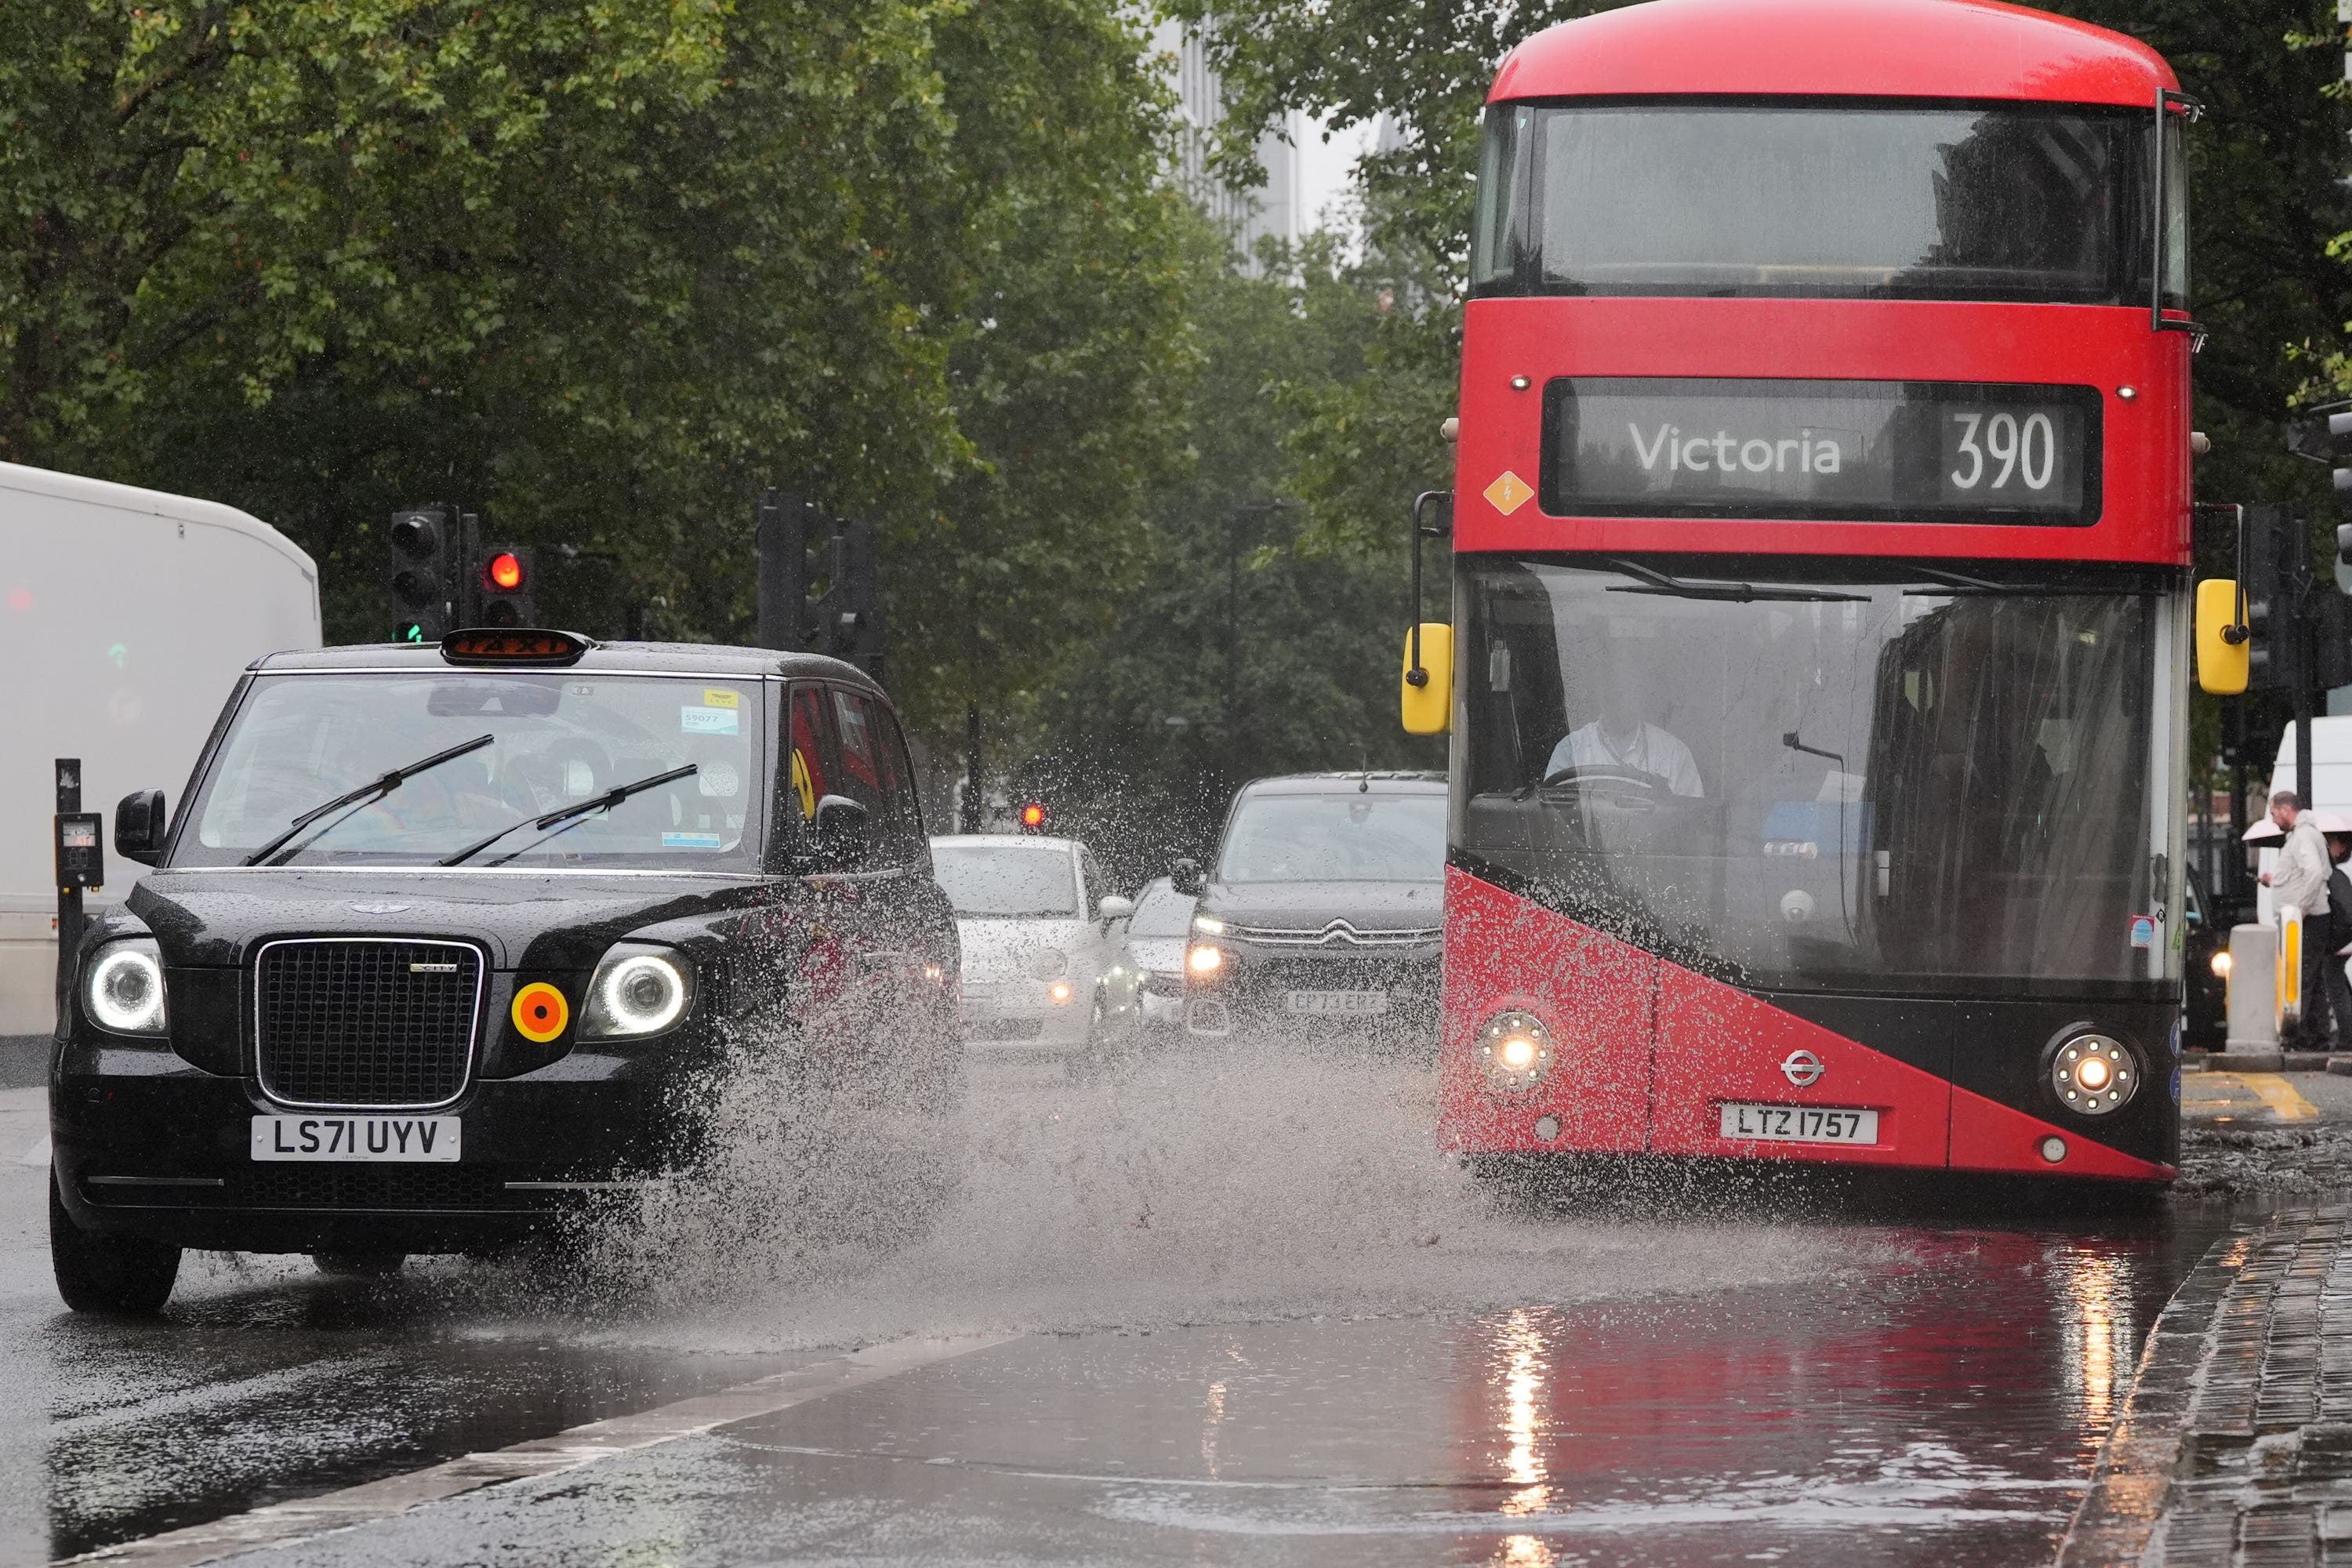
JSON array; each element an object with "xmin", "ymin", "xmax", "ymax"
[{"xmin": 564, "ymin": 1017, "xmax": 1882, "ymax": 1352}]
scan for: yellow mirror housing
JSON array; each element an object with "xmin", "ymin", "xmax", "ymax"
[
  {"xmin": 2195, "ymin": 578, "xmax": 2248, "ymax": 695},
  {"xmin": 1401, "ymin": 622, "xmax": 1454, "ymax": 735}
]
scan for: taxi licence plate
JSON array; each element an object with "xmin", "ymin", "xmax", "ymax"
[
  {"xmin": 1283, "ymin": 990, "xmax": 1388, "ymax": 1016},
  {"xmin": 251, "ymin": 1115, "xmax": 461, "ymax": 1163},
  {"xmin": 1717, "ymin": 1103, "xmax": 1878, "ymax": 1145}
]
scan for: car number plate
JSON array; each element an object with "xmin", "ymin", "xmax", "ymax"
[
  {"xmin": 251, "ymin": 1115, "xmax": 461, "ymax": 1163},
  {"xmin": 1283, "ymin": 990, "xmax": 1389, "ymax": 1016},
  {"xmin": 1717, "ymin": 1103, "xmax": 1878, "ymax": 1145}
]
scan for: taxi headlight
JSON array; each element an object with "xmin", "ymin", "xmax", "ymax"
[
  {"xmin": 582, "ymin": 945, "xmax": 695, "ymax": 1039},
  {"xmin": 1028, "ymin": 946, "xmax": 1068, "ymax": 981},
  {"xmin": 85, "ymin": 938, "xmax": 167, "ymax": 1035},
  {"xmin": 1477, "ymin": 1011, "xmax": 1553, "ymax": 1094},
  {"xmin": 2049, "ymin": 1031, "xmax": 2138, "ymax": 1117}
]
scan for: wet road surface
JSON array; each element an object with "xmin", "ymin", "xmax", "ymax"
[{"xmin": 0, "ymin": 1058, "xmax": 2292, "ymax": 1566}]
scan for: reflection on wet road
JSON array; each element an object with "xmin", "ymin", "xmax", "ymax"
[{"xmin": 0, "ymin": 1063, "xmax": 2254, "ymax": 1566}]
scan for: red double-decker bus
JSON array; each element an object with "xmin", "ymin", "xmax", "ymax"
[{"xmin": 1410, "ymin": 0, "xmax": 2200, "ymax": 1183}]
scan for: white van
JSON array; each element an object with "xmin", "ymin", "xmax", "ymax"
[{"xmin": 0, "ymin": 463, "xmax": 319, "ymax": 1036}]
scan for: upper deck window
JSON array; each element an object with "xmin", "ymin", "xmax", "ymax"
[{"xmin": 1472, "ymin": 100, "xmax": 2184, "ymax": 309}]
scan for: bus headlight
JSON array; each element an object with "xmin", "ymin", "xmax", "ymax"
[
  {"xmin": 85, "ymin": 938, "xmax": 167, "ymax": 1035},
  {"xmin": 1477, "ymin": 1011, "xmax": 1554, "ymax": 1093},
  {"xmin": 2049, "ymin": 1032, "xmax": 2138, "ymax": 1117},
  {"xmin": 582, "ymin": 945, "xmax": 694, "ymax": 1039}
]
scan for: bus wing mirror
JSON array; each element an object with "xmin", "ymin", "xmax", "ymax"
[
  {"xmin": 2195, "ymin": 577, "xmax": 2249, "ymax": 695},
  {"xmin": 1401, "ymin": 623, "xmax": 1454, "ymax": 735}
]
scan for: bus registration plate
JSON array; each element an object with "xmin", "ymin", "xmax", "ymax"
[
  {"xmin": 1717, "ymin": 1103, "xmax": 1878, "ymax": 1145},
  {"xmin": 251, "ymin": 1115, "xmax": 462, "ymax": 1162},
  {"xmin": 1284, "ymin": 990, "xmax": 1388, "ymax": 1016}
]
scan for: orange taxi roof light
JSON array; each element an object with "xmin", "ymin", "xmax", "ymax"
[{"xmin": 438, "ymin": 629, "xmax": 593, "ymax": 666}]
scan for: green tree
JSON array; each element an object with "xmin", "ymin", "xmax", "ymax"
[
  {"xmin": 0, "ymin": 0, "xmax": 1196, "ymax": 756},
  {"xmin": 1029, "ymin": 230, "xmax": 1445, "ymax": 882}
]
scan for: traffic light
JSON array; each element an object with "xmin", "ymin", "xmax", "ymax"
[
  {"xmin": 753, "ymin": 489, "xmax": 884, "ymax": 678},
  {"xmin": 1018, "ymin": 801, "xmax": 1048, "ymax": 834},
  {"xmin": 2289, "ymin": 407, "xmax": 2352, "ymax": 494},
  {"xmin": 387, "ymin": 505, "xmax": 456, "ymax": 642},
  {"xmin": 476, "ymin": 545, "xmax": 536, "ymax": 627},
  {"xmin": 2242, "ymin": 505, "xmax": 2296, "ymax": 691}
]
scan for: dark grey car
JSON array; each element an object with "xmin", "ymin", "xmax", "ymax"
[{"xmin": 1174, "ymin": 773, "xmax": 1445, "ymax": 1053}]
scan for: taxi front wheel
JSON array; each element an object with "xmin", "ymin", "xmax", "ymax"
[{"xmin": 50, "ymin": 1174, "xmax": 180, "ymax": 1316}]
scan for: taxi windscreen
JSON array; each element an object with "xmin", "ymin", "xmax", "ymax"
[{"xmin": 179, "ymin": 673, "xmax": 767, "ymax": 869}]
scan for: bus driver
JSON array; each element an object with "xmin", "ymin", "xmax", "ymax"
[{"xmin": 1546, "ymin": 663, "xmax": 1705, "ymax": 798}]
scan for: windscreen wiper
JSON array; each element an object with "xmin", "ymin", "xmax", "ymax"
[
  {"xmin": 1900, "ymin": 566, "xmax": 2087, "ymax": 597},
  {"xmin": 438, "ymin": 763, "xmax": 698, "ymax": 868},
  {"xmin": 1600, "ymin": 559, "xmax": 1867, "ymax": 604},
  {"xmin": 243, "ymin": 735, "xmax": 495, "ymax": 867}
]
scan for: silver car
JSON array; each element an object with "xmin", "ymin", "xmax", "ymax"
[{"xmin": 930, "ymin": 834, "xmax": 1131, "ymax": 1049}]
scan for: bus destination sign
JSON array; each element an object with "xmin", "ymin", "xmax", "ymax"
[{"xmin": 1540, "ymin": 377, "xmax": 2101, "ymax": 526}]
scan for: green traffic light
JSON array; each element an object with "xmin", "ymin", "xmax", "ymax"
[{"xmin": 398, "ymin": 622, "xmax": 425, "ymax": 643}]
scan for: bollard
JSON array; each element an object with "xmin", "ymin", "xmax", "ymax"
[
  {"xmin": 2281, "ymin": 905, "xmax": 2305, "ymax": 1034},
  {"xmin": 2227, "ymin": 923, "xmax": 2281, "ymax": 1051}
]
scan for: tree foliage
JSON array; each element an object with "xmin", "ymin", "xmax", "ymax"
[
  {"xmin": 1029, "ymin": 230, "xmax": 1446, "ymax": 880},
  {"xmin": 0, "ymin": 0, "xmax": 1196, "ymax": 756}
]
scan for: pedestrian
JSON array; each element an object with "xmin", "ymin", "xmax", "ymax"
[
  {"xmin": 2262, "ymin": 790, "xmax": 2333, "ymax": 1044},
  {"xmin": 2325, "ymin": 828, "xmax": 2352, "ymax": 1052}
]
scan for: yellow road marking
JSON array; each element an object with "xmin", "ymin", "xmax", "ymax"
[{"xmin": 2187, "ymin": 1070, "xmax": 2318, "ymax": 1123}]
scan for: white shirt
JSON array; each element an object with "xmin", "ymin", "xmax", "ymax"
[{"xmin": 1546, "ymin": 721, "xmax": 1705, "ymax": 797}]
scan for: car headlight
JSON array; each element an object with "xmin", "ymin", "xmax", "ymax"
[
  {"xmin": 85, "ymin": 938, "xmax": 168, "ymax": 1035},
  {"xmin": 1028, "ymin": 946, "xmax": 1067, "ymax": 980},
  {"xmin": 1187, "ymin": 943, "xmax": 1223, "ymax": 975},
  {"xmin": 2210, "ymin": 949, "xmax": 2232, "ymax": 978},
  {"xmin": 582, "ymin": 944, "xmax": 694, "ymax": 1039},
  {"xmin": 1191, "ymin": 913, "xmax": 1228, "ymax": 937},
  {"xmin": 2049, "ymin": 1032, "xmax": 2138, "ymax": 1116},
  {"xmin": 1477, "ymin": 1011, "xmax": 1554, "ymax": 1093}
]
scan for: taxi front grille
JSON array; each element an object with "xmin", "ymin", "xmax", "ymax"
[{"xmin": 255, "ymin": 939, "xmax": 482, "ymax": 1109}]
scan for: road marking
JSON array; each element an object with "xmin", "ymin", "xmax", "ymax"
[
  {"xmin": 20, "ymin": 1134, "xmax": 49, "ymax": 1167},
  {"xmin": 2184, "ymin": 1071, "xmax": 2319, "ymax": 1124},
  {"xmin": 63, "ymin": 1332, "xmax": 1014, "ymax": 1568}
]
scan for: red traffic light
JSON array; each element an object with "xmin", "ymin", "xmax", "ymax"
[
  {"xmin": 1019, "ymin": 802, "xmax": 1047, "ymax": 832},
  {"xmin": 485, "ymin": 552, "xmax": 525, "ymax": 592}
]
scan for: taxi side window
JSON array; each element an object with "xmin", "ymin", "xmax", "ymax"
[
  {"xmin": 822, "ymin": 686, "xmax": 925, "ymax": 866},
  {"xmin": 779, "ymin": 683, "xmax": 838, "ymax": 846}
]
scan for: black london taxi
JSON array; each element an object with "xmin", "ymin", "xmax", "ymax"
[
  {"xmin": 49, "ymin": 630, "xmax": 959, "ymax": 1313},
  {"xmin": 1175, "ymin": 771, "xmax": 1446, "ymax": 1053}
]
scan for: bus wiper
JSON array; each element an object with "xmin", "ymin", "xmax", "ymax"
[
  {"xmin": 244, "ymin": 735, "xmax": 495, "ymax": 866},
  {"xmin": 1600, "ymin": 559, "xmax": 1867, "ymax": 604},
  {"xmin": 1900, "ymin": 566, "xmax": 2085, "ymax": 597},
  {"xmin": 438, "ymin": 763, "xmax": 698, "ymax": 868}
]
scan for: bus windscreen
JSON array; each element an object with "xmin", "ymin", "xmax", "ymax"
[
  {"xmin": 1472, "ymin": 102, "xmax": 2180, "ymax": 308},
  {"xmin": 1541, "ymin": 378, "xmax": 2101, "ymax": 524},
  {"xmin": 1457, "ymin": 557, "xmax": 2166, "ymax": 991}
]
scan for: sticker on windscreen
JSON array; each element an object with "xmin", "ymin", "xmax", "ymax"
[
  {"xmin": 2129, "ymin": 915, "xmax": 2155, "ymax": 949},
  {"xmin": 681, "ymin": 705, "xmax": 739, "ymax": 735},
  {"xmin": 702, "ymin": 688, "xmax": 740, "ymax": 710},
  {"xmin": 662, "ymin": 831, "xmax": 723, "ymax": 849}
]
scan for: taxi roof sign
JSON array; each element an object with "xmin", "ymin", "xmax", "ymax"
[{"xmin": 437, "ymin": 628, "xmax": 595, "ymax": 666}]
